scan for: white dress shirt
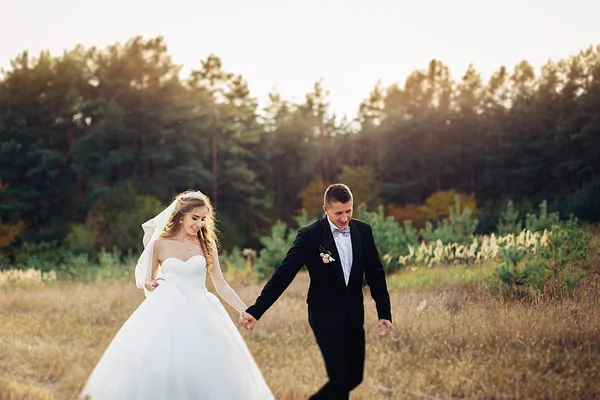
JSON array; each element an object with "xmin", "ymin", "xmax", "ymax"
[{"xmin": 327, "ymin": 217, "xmax": 353, "ymax": 285}]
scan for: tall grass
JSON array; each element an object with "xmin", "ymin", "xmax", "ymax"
[{"xmin": 1, "ymin": 269, "xmax": 599, "ymax": 399}]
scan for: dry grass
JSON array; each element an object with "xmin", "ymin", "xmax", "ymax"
[{"xmin": 1, "ymin": 269, "xmax": 599, "ymax": 400}]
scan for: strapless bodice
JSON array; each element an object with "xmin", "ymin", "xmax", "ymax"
[{"xmin": 158, "ymin": 254, "xmax": 207, "ymax": 290}]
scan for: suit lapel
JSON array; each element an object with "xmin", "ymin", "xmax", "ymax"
[
  {"xmin": 348, "ymin": 219, "xmax": 362, "ymax": 285},
  {"xmin": 320, "ymin": 217, "xmax": 346, "ymax": 288}
]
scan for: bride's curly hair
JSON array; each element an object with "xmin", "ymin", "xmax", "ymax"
[{"xmin": 160, "ymin": 190, "xmax": 219, "ymax": 271}]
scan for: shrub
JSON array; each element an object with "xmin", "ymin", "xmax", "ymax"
[
  {"xmin": 486, "ymin": 216, "xmax": 592, "ymax": 299},
  {"xmin": 356, "ymin": 204, "xmax": 419, "ymax": 271},
  {"xmin": 419, "ymin": 195, "xmax": 478, "ymax": 245}
]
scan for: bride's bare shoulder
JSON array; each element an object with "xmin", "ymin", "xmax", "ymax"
[{"xmin": 154, "ymin": 236, "xmax": 174, "ymax": 248}]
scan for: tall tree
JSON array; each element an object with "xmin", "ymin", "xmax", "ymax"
[
  {"xmin": 189, "ymin": 54, "xmax": 233, "ymax": 207},
  {"xmin": 450, "ymin": 64, "xmax": 484, "ymax": 194}
]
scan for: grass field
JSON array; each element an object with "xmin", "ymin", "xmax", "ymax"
[{"xmin": 1, "ymin": 265, "xmax": 599, "ymax": 399}]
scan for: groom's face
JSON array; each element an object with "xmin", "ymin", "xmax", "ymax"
[{"xmin": 323, "ymin": 200, "xmax": 353, "ymax": 229}]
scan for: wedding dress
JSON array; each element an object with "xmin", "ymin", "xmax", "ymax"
[{"xmin": 80, "ymin": 254, "xmax": 274, "ymax": 400}]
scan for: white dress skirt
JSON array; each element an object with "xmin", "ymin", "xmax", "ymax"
[{"xmin": 79, "ymin": 255, "xmax": 274, "ymax": 400}]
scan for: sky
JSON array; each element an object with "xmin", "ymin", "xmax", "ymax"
[{"xmin": 1, "ymin": 0, "xmax": 598, "ymax": 118}]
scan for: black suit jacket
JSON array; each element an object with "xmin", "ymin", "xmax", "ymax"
[{"xmin": 246, "ymin": 217, "xmax": 392, "ymax": 335}]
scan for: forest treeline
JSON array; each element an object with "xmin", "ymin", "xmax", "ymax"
[{"xmin": 0, "ymin": 36, "xmax": 598, "ymax": 261}]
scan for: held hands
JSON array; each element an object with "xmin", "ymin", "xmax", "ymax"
[
  {"xmin": 238, "ymin": 312, "xmax": 389, "ymax": 337},
  {"xmin": 377, "ymin": 319, "xmax": 392, "ymax": 339},
  {"xmin": 144, "ymin": 278, "xmax": 165, "ymax": 292},
  {"xmin": 239, "ymin": 311, "xmax": 257, "ymax": 331}
]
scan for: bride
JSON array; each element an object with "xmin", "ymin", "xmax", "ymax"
[{"xmin": 79, "ymin": 190, "xmax": 273, "ymax": 399}]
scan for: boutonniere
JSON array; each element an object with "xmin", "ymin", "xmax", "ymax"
[{"xmin": 319, "ymin": 245, "xmax": 335, "ymax": 263}]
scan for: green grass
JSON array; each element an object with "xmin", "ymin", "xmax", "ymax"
[{"xmin": 387, "ymin": 261, "xmax": 496, "ymax": 291}]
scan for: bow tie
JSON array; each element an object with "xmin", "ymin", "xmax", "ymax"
[{"xmin": 332, "ymin": 226, "xmax": 350, "ymax": 238}]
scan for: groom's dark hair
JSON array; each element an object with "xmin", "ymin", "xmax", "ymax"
[{"xmin": 324, "ymin": 183, "xmax": 353, "ymax": 206}]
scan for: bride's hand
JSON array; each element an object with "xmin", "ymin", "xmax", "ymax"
[
  {"xmin": 239, "ymin": 312, "xmax": 257, "ymax": 331},
  {"xmin": 144, "ymin": 278, "xmax": 164, "ymax": 291}
]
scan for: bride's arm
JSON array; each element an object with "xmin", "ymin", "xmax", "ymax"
[
  {"xmin": 144, "ymin": 241, "xmax": 163, "ymax": 292},
  {"xmin": 151, "ymin": 241, "xmax": 161, "ymax": 279},
  {"xmin": 208, "ymin": 240, "xmax": 247, "ymax": 313}
]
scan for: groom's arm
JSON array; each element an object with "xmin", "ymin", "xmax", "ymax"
[
  {"xmin": 245, "ymin": 227, "xmax": 309, "ymax": 321},
  {"xmin": 363, "ymin": 224, "xmax": 392, "ymax": 322}
]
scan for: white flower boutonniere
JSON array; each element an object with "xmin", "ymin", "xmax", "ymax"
[{"xmin": 319, "ymin": 245, "xmax": 335, "ymax": 263}]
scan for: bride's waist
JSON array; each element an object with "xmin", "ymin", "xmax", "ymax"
[{"xmin": 158, "ymin": 274, "xmax": 207, "ymax": 291}]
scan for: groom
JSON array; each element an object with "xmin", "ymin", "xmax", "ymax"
[{"xmin": 241, "ymin": 183, "xmax": 392, "ymax": 399}]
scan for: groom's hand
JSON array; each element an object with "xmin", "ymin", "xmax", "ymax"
[
  {"xmin": 239, "ymin": 312, "xmax": 257, "ymax": 331},
  {"xmin": 377, "ymin": 319, "xmax": 392, "ymax": 339}
]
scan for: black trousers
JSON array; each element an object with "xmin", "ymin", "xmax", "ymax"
[{"xmin": 309, "ymin": 317, "xmax": 365, "ymax": 400}]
